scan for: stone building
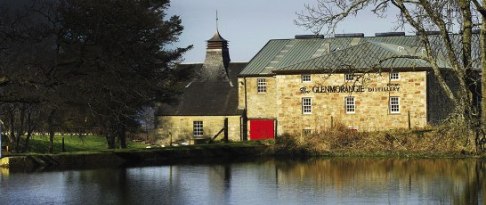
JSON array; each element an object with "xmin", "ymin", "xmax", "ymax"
[
  {"xmin": 157, "ymin": 31, "xmax": 476, "ymax": 142},
  {"xmin": 156, "ymin": 31, "xmax": 246, "ymax": 144},
  {"xmin": 238, "ymin": 33, "xmax": 468, "ymax": 139}
]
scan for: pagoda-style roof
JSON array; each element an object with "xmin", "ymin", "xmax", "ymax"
[
  {"xmin": 207, "ymin": 31, "xmax": 228, "ymax": 49},
  {"xmin": 208, "ymin": 31, "xmax": 227, "ymax": 42}
]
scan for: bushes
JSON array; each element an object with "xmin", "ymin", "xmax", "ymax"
[{"xmin": 275, "ymin": 123, "xmax": 475, "ymax": 156}]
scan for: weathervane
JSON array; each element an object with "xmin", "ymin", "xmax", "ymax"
[{"xmin": 216, "ymin": 10, "xmax": 219, "ymax": 32}]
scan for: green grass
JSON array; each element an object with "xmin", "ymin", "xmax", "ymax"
[
  {"xmin": 3, "ymin": 134, "xmax": 269, "ymax": 156},
  {"xmin": 23, "ymin": 134, "xmax": 147, "ymax": 154}
]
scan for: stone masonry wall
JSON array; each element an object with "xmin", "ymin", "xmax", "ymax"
[
  {"xmin": 238, "ymin": 77, "xmax": 246, "ymax": 110},
  {"xmin": 245, "ymin": 76, "xmax": 277, "ymax": 119},
  {"xmin": 156, "ymin": 116, "xmax": 241, "ymax": 144},
  {"xmin": 273, "ymin": 72, "xmax": 428, "ymax": 135}
]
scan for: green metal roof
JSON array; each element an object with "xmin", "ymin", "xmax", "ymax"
[
  {"xmin": 239, "ymin": 34, "xmax": 461, "ymax": 76},
  {"xmin": 275, "ymin": 41, "xmax": 432, "ymax": 73}
]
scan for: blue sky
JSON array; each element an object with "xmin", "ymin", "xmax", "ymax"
[{"xmin": 168, "ymin": 0, "xmax": 408, "ymax": 63}]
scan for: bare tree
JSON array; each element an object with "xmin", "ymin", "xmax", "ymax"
[{"xmin": 296, "ymin": 0, "xmax": 486, "ymax": 150}]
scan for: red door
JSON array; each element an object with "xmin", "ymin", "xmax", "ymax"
[{"xmin": 250, "ymin": 119, "xmax": 275, "ymax": 140}]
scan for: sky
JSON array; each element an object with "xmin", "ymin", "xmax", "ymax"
[{"xmin": 167, "ymin": 0, "xmax": 409, "ymax": 63}]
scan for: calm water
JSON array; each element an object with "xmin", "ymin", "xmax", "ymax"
[{"xmin": 1, "ymin": 157, "xmax": 485, "ymax": 205}]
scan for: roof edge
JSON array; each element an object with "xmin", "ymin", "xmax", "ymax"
[
  {"xmin": 158, "ymin": 114, "xmax": 242, "ymax": 117},
  {"xmin": 239, "ymin": 39, "xmax": 278, "ymax": 75},
  {"xmin": 237, "ymin": 73, "xmax": 276, "ymax": 77},
  {"xmin": 272, "ymin": 67, "xmax": 432, "ymax": 74}
]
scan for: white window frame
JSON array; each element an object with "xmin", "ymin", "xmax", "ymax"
[
  {"xmin": 302, "ymin": 97, "xmax": 312, "ymax": 114},
  {"xmin": 301, "ymin": 74, "xmax": 311, "ymax": 82},
  {"xmin": 390, "ymin": 72, "xmax": 399, "ymax": 80},
  {"xmin": 193, "ymin": 121, "xmax": 203, "ymax": 137},
  {"xmin": 345, "ymin": 73, "xmax": 354, "ymax": 81},
  {"xmin": 345, "ymin": 96, "xmax": 355, "ymax": 114},
  {"xmin": 257, "ymin": 78, "xmax": 267, "ymax": 93},
  {"xmin": 390, "ymin": 96, "xmax": 400, "ymax": 114}
]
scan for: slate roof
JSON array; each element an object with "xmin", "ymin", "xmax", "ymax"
[
  {"xmin": 158, "ymin": 62, "xmax": 246, "ymax": 116},
  {"xmin": 240, "ymin": 34, "xmax": 478, "ymax": 76}
]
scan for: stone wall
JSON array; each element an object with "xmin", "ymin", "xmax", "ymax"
[
  {"xmin": 274, "ymin": 72, "xmax": 428, "ymax": 135},
  {"xmin": 244, "ymin": 76, "xmax": 277, "ymax": 119},
  {"xmin": 156, "ymin": 115, "xmax": 242, "ymax": 144},
  {"xmin": 1, "ymin": 145, "xmax": 271, "ymax": 171},
  {"xmin": 242, "ymin": 72, "xmax": 429, "ymax": 136},
  {"xmin": 238, "ymin": 77, "xmax": 246, "ymax": 110}
]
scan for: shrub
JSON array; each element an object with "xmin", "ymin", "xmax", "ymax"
[{"xmin": 275, "ymin": 122, "xmax": 476, "ymax": 156}]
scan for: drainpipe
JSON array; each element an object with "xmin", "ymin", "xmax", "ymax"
[
  {"xmin": 244, "ymin": 77, "xmax": 248, "ymax": 111},
  {"xmin": 244, "ymin": 77, "xmax": 248, "ymax": 141}
]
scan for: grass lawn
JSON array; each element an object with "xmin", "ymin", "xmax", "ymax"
[
  {"xmin": 2, "ymin": 135, "xmax": 268, "ymax": 156},
  {"xmin": 23, "ymin": 134, "xmax": 147, "ymax": 154}
]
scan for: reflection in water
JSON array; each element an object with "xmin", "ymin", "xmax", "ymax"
[
  {"xmin": 0, "ymin": 158, "xmax": 485, "ymax": 204},
  {"xmin": 275, "ymin": 158, "xmax": 486, "ymax": 204},
  {"xmin": 0, "ymin": 167, "xmax": 8, "ymax": 176}
]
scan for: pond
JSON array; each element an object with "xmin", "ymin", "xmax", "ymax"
[{"xmin": 1, "ymin": 157, "xmax": 485, "ymax": 204}]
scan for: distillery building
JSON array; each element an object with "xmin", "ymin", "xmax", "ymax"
[
  {"xmin": 237, "ymin": 32, "xmax": 463, "ymax": 140},
  {"xmin": 157, "ymin": 31, "xmax": 470, "ymax": 143}
]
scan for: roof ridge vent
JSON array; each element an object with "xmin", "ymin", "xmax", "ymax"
[
  {"xmin": 334, "ymin": 33, "xmax": 364, "ymax": 38},
  {"xmin": 416, "ymin": 31, "xmax": 441, "ymax": 36},
  {"xmin": 375, "ymin": 32, "xmax": 405, "ymax": 37},
  {"xmin": 295, "ymin": 34, "xmax": 324, "ymax": 39}
]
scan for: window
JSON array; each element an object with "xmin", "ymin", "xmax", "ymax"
[
  {"xmin": 345, "ymin": 96, "xmax": 355, "ymax": 114},
  {"xmin": 303, "ymin": 129, "xmax": 312, "ymax": 136},
  {"xmin": 257, "ymin": 78, "xmax": 267, "ymax": 93},
  {"xmin": 390, "ymin": 72, "xmax": 399, "ymax": 80},
  {"xmin": 390, "ymin": 97, "xmax": 400, "ymax": 114},
  {"xmin": 193, "ymin": 121, "xmax": 203, "ymax": 137},
  {"xmin": 302, "ymin": 97, "xmax": 312, "ymax": 114},
  {"xmin": 345, "ymin": 73, "xmax": 354, "ymax": 81},
  {"xmin": 302, "ymin": 74, "xmax": 311, "ymax": 82}
]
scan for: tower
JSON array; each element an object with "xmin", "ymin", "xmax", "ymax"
[
  {"xmin": 197, "ymin": 12, "xmax": 231, "ymax": 82},
  {"xmin": 198, "ymin": 31, "xmax": 231, "ymax": 82}
]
